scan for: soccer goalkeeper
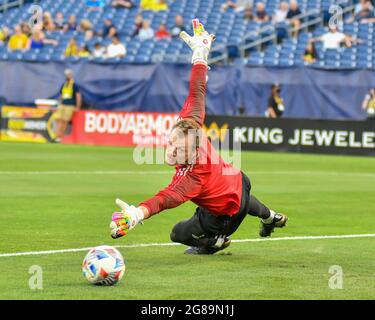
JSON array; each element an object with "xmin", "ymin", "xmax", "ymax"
[{"xmin": 110, "ymin": 19, "xmax": 288, "ymax": 254}]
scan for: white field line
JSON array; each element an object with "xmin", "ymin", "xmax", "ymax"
[
  {"xmin": 0, "ymin": 170, "xmax": 374, "ymax": 178},
  {"xmin": 1, "ymin": 233, "xmax": 375, "ymax": 258}
]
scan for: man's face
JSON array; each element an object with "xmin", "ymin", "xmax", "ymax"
[
  {"xmin": 176, "ymin": 16, "xmax": 183, "ymax": 26},
  {"xmin": 290, "ymin": 1, "xmax": 298, "ymax": 10},
  {"xmin": 65, "ymin": 72, "xmax": 73, "ymax": 81},
  {"xmin": 257, "ymin": 3, "xmax": 265, "ymax": 12},
  {"xmin": 165, "ymin": 128, "xmax": 197, "ymax": 166},
  {"xmin": 330, "ymin": 26, "xmax": 337, "ymax": 33},
  {"xmin": 143, "ymin": 21, "xmax": 150, "ymax": 29},
  {"xmin": 280, "ymin": 2, "xmax": 288, "ymax": 11}
]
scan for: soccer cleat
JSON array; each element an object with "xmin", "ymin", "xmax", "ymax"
[
  {"xmin": 184, "ymin": 238, "xmax": 231, "ymax": 255},
  {"xmin": 259, "ymin": 213, "xmax": 288, "ymax": 237}
]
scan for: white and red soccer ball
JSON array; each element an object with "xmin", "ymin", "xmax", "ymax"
[{"xmin": 82, "ymin": 245, "xmax": 125, "ymax": 285}]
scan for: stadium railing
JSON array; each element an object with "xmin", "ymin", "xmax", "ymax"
[
  {"xmin": 240, "ymin": 9, "xmax": 325, "ymax": 59},
  {"xmin": 209, "ymin": 0, "xmax": 356, "ymax": 65},
  {"xmin": 0, "ymin": 0, "xmax": 25, "ymax": 12}
]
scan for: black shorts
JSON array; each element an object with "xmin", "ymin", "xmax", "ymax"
[
  {"xmin": 170, "ymin": 172, "xmax": 251, "ymax": 247},
  {"xmin": 195, "ymin": 171, "xmax": 251, "ymax": 236}
]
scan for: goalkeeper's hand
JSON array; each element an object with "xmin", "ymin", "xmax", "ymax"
[
  {"xmin": 180, "ymin": 18, "xmax": 216, "ymax": 65},
  {"xmin": 110, "ymin": 198, "xmax": 144, "ymax": 239}
]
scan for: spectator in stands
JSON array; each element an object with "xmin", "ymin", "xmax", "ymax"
[
  {"xmin": 139, "ymin": 20, "xmax": 154, "ymax": 41},
  {"xmin": 362, "ymin": 88, "xmax": 375, "ymax": 117},
  {"xmin": 107, "ymin": 35, "xmax": 127, "ymax": 58},
  {"xmin": 85, "ymin": 29, "xmax": 95, "ymax": 42},
  {"xmin": 26, "ymin": 28, "xmax": 45, "ymax": 50},
  {"xmin": 354, "ymin": 0, "xmax": 375, "ymax": 23},
  {"xmin": 266, "ymin": 84, "xmax": 285, "ymax": 118},
  {"xmin": 140, "ymin": 0, "xmax": 168, "ymax": 11},
  {"xmin": 103, "ymin": 22, "xmax": 119, "ymax": 39},
  {"xmin": 312, "ymin": 26, "xmax": 361, "ymax": 50},
  {"xmin": 65, "ymin": 38, "xmax": 79, "ymax": 57},
  {"xmin": 20, "ymin": 22, "xmax": 32, "ymax": 37},
  {"xmin": 8, "ymin": 25, "xmax": 28, "ymax": 51},
  {"xmin": 273, "ymin": 1, "xmax": 289, "ymax": 24},
  {"xmin": 303, "ymin": 41, "xmax": 318, "ymax": 64},
  {"xmin": 64, "ymin": 15, "xmax": 78, "ymax": 32},
  {"xmin": 55, "ymin": 69, "xmax": 82, "ymax": 141},
  {"xmin": 132, "ymin": 14, "xmax": 143, "ymax": 37},
  {"xmin": 243, "ymin": 6, "xmax": 253, "ymax": 21},
  {"xmin": 79, "ymin": 19, "xmax": 93, "ymax": 33},
  {"xmin": 355, "ymin": 0, "xmax": 373, "ymax": 14},
  {"xmin": 155, "ymin": 24, "xmax": 171, "ymax": 40},
  {"xmin": 171, "ymin": 15, "xmax": 186, "ymax": 37},
  {"xmin": 78, "ymin": 45, "xmax": 91, "ymax": 57},
  {"xmin": 0, "ymin": 27, "xmax": 10, "ymax": 45},
  {"xmin": 273, "ymin": 1, "xmax": 289, "ymax": 42},
  {"xmin": 43, "ymin": 11, "xmax": 56, "ymax": 32},
  {"xmin": 286, "ymin": 0, "xmax": 302, "ymax": 37},
  {"xmin": 112, "ymin": 0, "xmax": 135, "ymax": 9},
  {"xmin": 254, "ymin": 2, "xmax": 270, "ymax": 23},
  {"xmin": 79, "ymin": 19, "xmax": 95, "ymax": 43},
  {"xmin": 55, "ymin": 12, "xmax": 65, "ymax": 31},
  {"xmin": 92, "ymin": 42, "xmax": 105, "ymax": 58},
  {"xmin": 221, "ymin": 0, "xmax": 253, "ymax": 13},
  {"xmin": 107, "ymin": 27, "xmax": 118, "ymax": 39},
  {"xmin": 102, "ymin": 18, "xmax": 115, "ymax": 37}
]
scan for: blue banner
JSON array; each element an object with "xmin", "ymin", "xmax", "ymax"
[
  {"xmin": 0, "ymin": 61, "xmax": 372, "ymax": 120},
  {"xmin": 240, "ymin": 67, "xmax": 375, "ymax": 120}
]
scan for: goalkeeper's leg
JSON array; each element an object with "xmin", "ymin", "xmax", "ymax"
[
  {"xmin": 170, "ymin": 209, "xmax": 231, "ymax": 254},
  {"xmin": 170, "ymin": 212, "xmax": 213, "ymax": 248},
  {"xmin": 241, "ymin": 172, "xmax": 288, "ymax": 237},
  {"xmin": 248, "ymin": 194, "xmax": 288, "ymax": 237},
  {"xmin": 248, "ymin": 195, "xmax": 271, "ymax": 219}
]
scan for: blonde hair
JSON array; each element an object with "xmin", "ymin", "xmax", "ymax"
[
  {"xmin": 80, "ymin": 19, "xmax": 92, "ymax": 31},
  {"xmin": 173, "ymin": 119, "xmax": 201, "ymax": 149}
]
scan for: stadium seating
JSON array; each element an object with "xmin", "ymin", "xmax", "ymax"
[{"xmin": 0, "ymin": 0, "xmax": 372, "ymax": 69}]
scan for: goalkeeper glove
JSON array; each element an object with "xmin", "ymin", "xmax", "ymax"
[
  {"xmin": 110, "ymin": 198, "xmax": 144, "ymax": 239},
  {"xmin": 180, "ymin": 18, "xmax": 215, "ymax": 65}
]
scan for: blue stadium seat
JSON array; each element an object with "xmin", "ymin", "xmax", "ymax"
[
  {"xmin": 0, "ymin": 0, "xmax": 366, "ymax": 68},
  {"xmin": 7, "ymin": 51, "xmax": 23, "ymax": 61},
  {"xmin": 341, "ymin": 60, "xmax": 356, "ymax": 68},
  {"xmin": 279, "ymin": 58, "xmax": 294, "ymax": 67},
  {"xmin": 134, "ymin": 54, "xmax": 150, "ymax": 63}
]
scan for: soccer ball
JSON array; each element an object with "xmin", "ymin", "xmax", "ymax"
[{"xmin": 82, "ymin": 245, "xmax": 125, "ymax": 285}]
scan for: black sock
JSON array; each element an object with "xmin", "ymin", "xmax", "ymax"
[{"xmin": 248, "ymin": 195, "xmax": 271, "ymax": 219}]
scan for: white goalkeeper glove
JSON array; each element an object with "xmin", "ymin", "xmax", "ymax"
[
  {"xmin": 110, "ymin": 198, "xmax": 144, "ymax": 239},
  {"xmin": 180, "ymin": 18, "xmax": 215, "ymax": 65}
]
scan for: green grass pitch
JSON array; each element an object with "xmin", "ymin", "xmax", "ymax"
[{"xmin": 0, "ymin": 141, "xmax": 374, "ymax": 300}]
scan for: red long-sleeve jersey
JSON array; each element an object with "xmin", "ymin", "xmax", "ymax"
[{"xmin": 140, "ymin": 64, "xmax": 243, "ymax": 217}]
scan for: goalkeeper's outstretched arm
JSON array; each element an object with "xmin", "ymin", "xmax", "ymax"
[
  {"xmin": 178, "ymin": 64, "xmax": 208, "ymax": 127},
  {"xmin": 178, "ymin": 19, "xmax": 215, "ymax": 127}
]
